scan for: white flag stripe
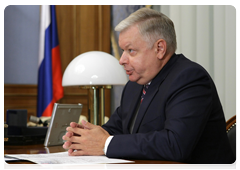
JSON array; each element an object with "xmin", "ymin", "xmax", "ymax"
[{"xmin": 38, "ymin": 5, "xmax": 51, "ymax": 67}]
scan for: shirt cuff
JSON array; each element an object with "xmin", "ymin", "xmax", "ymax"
[{"xmin": 104, "ymin": 136, "xmax": 114, "ymax": 155}]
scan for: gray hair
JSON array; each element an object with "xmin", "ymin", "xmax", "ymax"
[{"xmin": 115, "ymin": 8, "xmax": 177, "ymax": 53}]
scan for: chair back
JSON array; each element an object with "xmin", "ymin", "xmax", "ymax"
[{"xmin": 226, "ymin": 115, "xmax": 236, "ymax": 157}]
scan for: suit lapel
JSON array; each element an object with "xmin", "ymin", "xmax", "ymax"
[
  {"xmin": 131, "ymin": 80, "xmax": 159, "ymax": 133},
  {"xmin": 123, "ymin": 84, "xmax": 143, "ymax": 134},
  {"xmin": 132, "ymin": 54, "xmax": 179, "ymax": 133}
]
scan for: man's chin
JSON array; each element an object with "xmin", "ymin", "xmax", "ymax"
[
  {"xmin": 128, "ymin": 76, "xmax": 138, "ymax": 82},
  {"xmin": 129, "ymin": 76, "xmax": 145, "ymax": 85}
]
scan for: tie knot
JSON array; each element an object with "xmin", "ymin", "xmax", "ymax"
[
  {"xmin": 141, "ymin": 83, "xmax": 150, "ymax": 103},
  {"xmin": 144, "ymin": 84, "xmax": 149, "ymax": 90}
]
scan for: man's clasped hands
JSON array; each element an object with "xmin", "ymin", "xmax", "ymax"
[{"xmin": 62, "ymin": 120, "xmax": 110, "ymax": 156}]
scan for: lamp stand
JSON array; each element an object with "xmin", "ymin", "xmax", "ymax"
[
  {"xmin": 81, "ymin": 86, "xmax": 111, "ymax": 125},
  {"xmin": 88, "ymin": 86, "xmax": 99, "ymax": 125}
]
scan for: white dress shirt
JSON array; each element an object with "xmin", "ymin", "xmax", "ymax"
[{"xmin": 104, "ymin": 136, "xmax": 113, "ymax": 155}]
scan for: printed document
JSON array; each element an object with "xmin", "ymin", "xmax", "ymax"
[{"xmin": 5, "ymin": 151, "xmax": 133, "ymax": 164}]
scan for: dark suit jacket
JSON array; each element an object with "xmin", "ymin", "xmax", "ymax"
[{"xmin": 102, "ymin": 54, "xmax": 235, "ymax": 164}]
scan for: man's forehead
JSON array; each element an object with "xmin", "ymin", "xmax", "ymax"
[
  {"xmin": 118, "ymin": 38, "xmax": 130, "ymax": 48},
  {"xmin": 119, "ymin": 26, "xmax": 140, "ymax": 46},
  {"xmin": 119, "ymin": 36, "xmax": 134, "ymax": 49}
]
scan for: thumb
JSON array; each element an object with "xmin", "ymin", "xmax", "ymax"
[{"xmin": 81, "ymin": 119, "xmax": 95, "ymax": 129}]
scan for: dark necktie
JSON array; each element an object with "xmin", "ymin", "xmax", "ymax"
[
  {"xmin": 141, "ymin": 84, "xmax": 150, "ymax": 103},
  {"xmin": 129, "ymin": 83, "xmax": 150, "ymax": 133}
]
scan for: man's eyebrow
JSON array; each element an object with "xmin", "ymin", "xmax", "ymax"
[{"xmin": 123, "ymin": 43, "xmax": 131, "ymax": 49}]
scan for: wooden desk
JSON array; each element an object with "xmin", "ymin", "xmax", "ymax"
[{"xmin": 4, "ymin": 145, "xmax": 207, "ymax": 169}]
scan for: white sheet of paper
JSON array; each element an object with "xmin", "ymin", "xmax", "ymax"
[
  {"xmin": 4, "ymin": 156, "xmax": 21, "ymax": 162},
  {"xmin": 5, "ymin": 152, "xmax": 133, "ymax": 164}
]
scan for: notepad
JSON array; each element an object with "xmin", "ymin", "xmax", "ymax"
[{"xmin": 5, "ymin": 152, "xmax": 133, "ymax": 164}]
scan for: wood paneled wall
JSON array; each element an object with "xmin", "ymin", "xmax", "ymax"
[
  {"xmin": 56, "ymin": 5, "xmax": 111, "ymax": 74},
  {"xmin": 4, "ymin": 5, "xmax": 111, "ymax": 122},
  {"xmin": 4, "ymin": 85, "xmax": 88, "ymax": 122}
]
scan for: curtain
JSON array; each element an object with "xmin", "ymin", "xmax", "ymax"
[{"xmin": 154, "ymin": 5, "xmax": 236, "ymax": 120}]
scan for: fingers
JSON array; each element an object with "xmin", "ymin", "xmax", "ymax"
[
  {"xmin": 68, "ymin": 149, "xmax": 75, "ymax": 155},
  {"xmin": 63, "ymin": 122, "xmax": 83, "ymax": 139},
  {"xmin": 68, "ymin": 149, "xmax": 85, "ymax": 156},
  {"xmin": 65, "ymin": 146, "xmax": 84, "ymax": 156},
  {"xmin": 63, "ymin": 121, "xmax": 107, "ymax": 157},
  {"xmin": 70, "ymin": 122, "xmax": 84, "ymax": 129},
  {"xmin": 65, "ymin": 131, "xmax": 73, "ymax": 138},
  {"xmin": 63, "ymin": 141, "xmax": 72, "ymax": 149},
  {"xmin": 63, "ymin": 134, "xmax": 81, "ymax": 144},
  {"xmin": 63, "ymin": 122, "xmax": 84, "ymax": 153},
  {"xmin": 66, "ymin": 127, "xmax": 81, "ymax": 136},
  {"xmin": 62, "ymin": 131, "xmax": 74, "ymax": 142},
  {"xmin": 67, "ymin": 121, "xmax": 92, "ymax": 135},
  {"xmin": 81, "ymin": 120, "xmax": 96, "ymax": 130},
  {"xmin": 63, "ymin": 140, "xmax": 82, "ymax": 151},
  {"xmin": 62, "ymin": 125, "xmax": 84, "ymax": 151},
  {"xmin": 66, "ymin": 126, "xmax": 91, "ymax": 137}
]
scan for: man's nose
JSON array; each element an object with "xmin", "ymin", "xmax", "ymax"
[{"xmin": 119, "ymin": 51, "xmax": 128, "ymax": 65}]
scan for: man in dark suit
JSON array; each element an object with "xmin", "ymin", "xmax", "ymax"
[{"xmin": 62, "ymin": 8, "xmax": 235, "ymax": 164}]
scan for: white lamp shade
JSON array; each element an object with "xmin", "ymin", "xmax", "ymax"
[{"xmin": 62, "ymin": 51, "xmax": 128, "ymax": 86}]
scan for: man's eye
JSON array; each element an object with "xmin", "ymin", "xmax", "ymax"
[{"xmin": 129, "ymin": 49, "xmax": 134, "ymax": 53}]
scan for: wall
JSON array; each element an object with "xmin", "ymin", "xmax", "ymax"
[{"xmin": 4, "ymin": 5, "xmax": 40, "ymax": 84}]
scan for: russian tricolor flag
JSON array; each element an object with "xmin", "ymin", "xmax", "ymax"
[{"xmin": 37, "ymin": 5, "xmax": 64, "ymax": 117}]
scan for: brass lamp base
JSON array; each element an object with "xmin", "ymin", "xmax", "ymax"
[{"xmin": 80, "ymin": 85, "xmax": 111, "ymax": 125}]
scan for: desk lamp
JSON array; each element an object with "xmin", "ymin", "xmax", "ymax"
[{"xmin": 62, "ymin": 51, "xmax": 128, "ymax": 125}]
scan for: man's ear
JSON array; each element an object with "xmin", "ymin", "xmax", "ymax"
[{"xmin": 155, "ymin": 39, "xmax": 167, "ymax": 60}]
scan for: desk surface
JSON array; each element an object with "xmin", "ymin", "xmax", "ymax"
[{"xmin": 4, "ymin": 145, "xmax": 207, "ymax": 169}]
